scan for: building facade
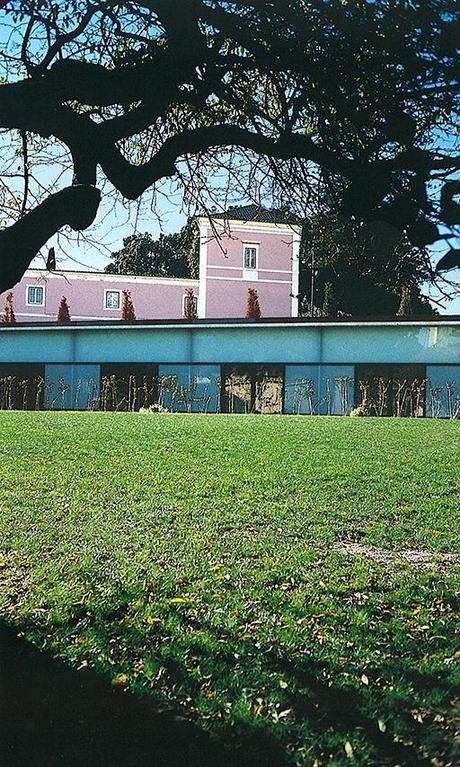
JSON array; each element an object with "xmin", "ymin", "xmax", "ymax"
[
  {"xmin": 0, "ymin": 206, "xmax": 301, "ymax": 322},
  {"xmin": 197, "ymin": 210, "xmax": 300, "ymax": 319},
  {"xmin": 0, "ymin": 317, "xmax": 459, "ymax": 417}
]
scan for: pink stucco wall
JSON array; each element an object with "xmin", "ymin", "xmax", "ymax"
[
  {"xmin": 0, "ymin": 271, "xmax": 198, "ymax": 322},
  {"xmin": 199, "ymin": 220, "xmax": 298, "ymax": 319},
  {"xmin": 1, "ymin": 217, "xmax": 300, "ymax": 322},
  {"xmin": 207, "ymin": 229, "xmax": 294, "ymax": 270},
  {"xmin": 205, "ymin": 278, "xmax": 292, "ymax": 319}
]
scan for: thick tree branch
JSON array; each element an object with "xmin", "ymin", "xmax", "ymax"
[
  {"xmin": 0, "ymin": 186, "xmax": 101, "ymax": 293},
  {"xmin": 0, "ymin": 52, "xmax": 200, "ymax": 119},
  {"xmin": 0, "ymin": 0, "xmax": 458, "ymax": 284},
  {"xmin": 98, "ymin": 125, "xmax": 356, "ymax": 199}
]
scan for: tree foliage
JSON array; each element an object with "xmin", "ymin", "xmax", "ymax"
[
  {"xmin": 321, "ymin": 283, "xmax": 338, "ymax": 318},
  {"xmin": 105, "ymin": 219, "xmax": 199, "ymax": 278},
  {"xmin": 0, "ymin": 1, "xmax": 459, "ymax": 292},
  {"xmin": 300, "ymin": 210, "xmax": 438, "ymax": 317}
]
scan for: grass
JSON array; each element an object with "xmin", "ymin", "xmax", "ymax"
[{"xmin": 0, "ymin": 411, "xmax": 459, "ymax": 766}]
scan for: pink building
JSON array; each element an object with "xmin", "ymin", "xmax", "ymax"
[{"xmin": 1, "ymin": 205, "xmax": 301, "ymax": 322}]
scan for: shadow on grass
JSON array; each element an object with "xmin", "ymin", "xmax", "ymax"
[
  {"xmin": 0, "ymin": 623, "xmax": 285, "ymax": 767},
  {"xmin": 2, "ymin": 609, "xmax": 456, "ymax": 767},
  {"xmin": 268, "ymin": 654, "xmax": 432, "ymax": 767}
]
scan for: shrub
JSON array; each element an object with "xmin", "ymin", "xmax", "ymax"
[
  {"xmin": 350, "ymin": 404, "xmax": 368, "ymax": 417},
  {"xmin": 139, "ymin": 403, "xmax": 169, "ymax": 414},
  {"xmin": 121, "ymin": 290, "xmax": 136, "ymax": 321},
  {"xmin": 183, "ymin": 287, "xmax": 197, "ymax": 319},
  {"xmin": 56, "ymin": 296, "xmax": 71, "ymax": 322},
  {"xmin": 245, "ymin": 288, "xmax": 261, "ymax": 318},
  {"xmin": 1, "ymin": 292, "xmax": 16, "ymax": 323}
]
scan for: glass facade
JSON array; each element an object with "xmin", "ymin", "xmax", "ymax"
[
  {"xmin": 221, "ymin": 364, "xmax": 284, "ymax": 413},
  {"xmin": 354, "ymin": 364, "xmax": 427, "ymax": 417},
  {"xmin": 0, "ymin": 363, "xmax": 45, "ymax": 409},
  {"xmin": 100, "ymin": 363, "xmax": 158, "ymax": 411},
  {"xmin": 426, "ymin": 365, "xmax": 460, "ymax": 418},
  {"xmin": 44, "ymin": 364, "xmax": 100, "ymax": 410},
  {"xmin": 158, "ymin": 365, "xmax": 221, "ymax": 413},
  {"xmin": 0, "ymin": 322, "xmax": 459, "ymax": 415}
]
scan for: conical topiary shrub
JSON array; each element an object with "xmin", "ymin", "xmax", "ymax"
[
  {"xmin": 245, "ymin": 287, "xmax": 261, "ymax": 319},
  {"xmin": 121, "ymin": 290, "xmax": 136, "ymax": 320},
  {"xmin": 1, "ymin": 292, "xmax": 16, "ymax": 323},
  {"xmin": 183, "ymin": 287, "xmax": 197, "ymax": 319},
  {"xmin": 57, "ymin": 295, "xmax": 71, "ymax": 322}
]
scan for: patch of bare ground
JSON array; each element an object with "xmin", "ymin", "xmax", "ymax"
[{"xmin": 334, "ymin": 542, "xmax": 460, "ymax": 570}]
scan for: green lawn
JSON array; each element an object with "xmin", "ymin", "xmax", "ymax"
[{"xmin": 1, "ymin": 412, "xmax": 459, "ymax": 766}]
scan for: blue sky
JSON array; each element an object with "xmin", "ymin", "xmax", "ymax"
[{"xmin": 45, "ymin": 182, "xmax": 188, "ymax": 273}]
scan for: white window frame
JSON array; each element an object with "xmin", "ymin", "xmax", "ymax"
[
  {"xmin": 182, "ymin": 292, "xmax": 198, "ymax": 316},
  {"xmin": 243, "ymin": 243, "xmax": 258, "ymax": 270},
  {"xmin": 104, "ymin": 289, "xmax": 121, "ymax": 310},
  {"xmin": 242, "ymin": 242, "xmax": 259, "ymax": 281},
  {"xmin": 26, "ymin": 284, "xmax": 45, "ymax": 306}
]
